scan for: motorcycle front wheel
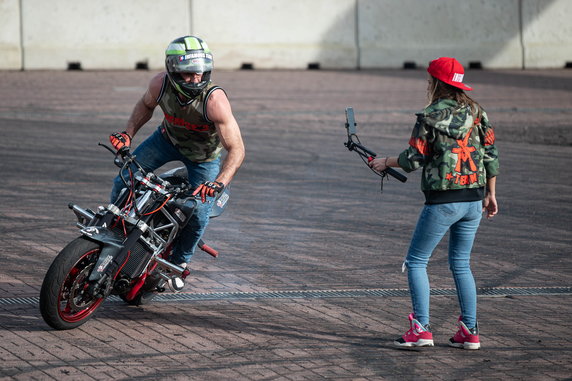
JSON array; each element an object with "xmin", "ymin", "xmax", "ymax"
[{"xmin": 40, "ymin": 237, "xmax": 106, "ymax": 330}]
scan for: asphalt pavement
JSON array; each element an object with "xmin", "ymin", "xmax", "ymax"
[{"xmin": 0, "ymin": 68, "xmax": 571, "ymax": 380}]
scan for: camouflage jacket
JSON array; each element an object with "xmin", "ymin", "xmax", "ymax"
[
  {"xmin": 158, "ymin": 75, "xmax": 223, "ymax": 162},
  {"xmin": 397, "ymin": 98, "xmax": 499, "ymax": 204}
]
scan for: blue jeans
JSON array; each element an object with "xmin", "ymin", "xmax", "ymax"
[
  {"xmin": 404, "ymin": 201, "xmax": 482, "ymax": 329},
  {"xmin": 110, "ymin": 127, "xmax": 221, "ymax": 265}
]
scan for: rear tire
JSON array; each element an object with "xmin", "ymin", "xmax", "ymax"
[{"xmin": 40, "ymin": 237, "xmax": 106, "ymax": 330}]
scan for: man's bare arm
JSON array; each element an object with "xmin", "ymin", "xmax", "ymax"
[
  {"xmin": 206, "ymin": 89, "xmax": 245, "ymax": 186},
  {"xmin": 125, "ymin": 72, "xmax": 164, "ymax": 138}
]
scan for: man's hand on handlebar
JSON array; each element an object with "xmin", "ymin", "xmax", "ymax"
[
  {"xmin": 109, "ymin": 131, "xmax": 132, "ymax": 152},
  {"xmin": 192, "ymin": 181, "xmax": 225, "ymax": 203}
]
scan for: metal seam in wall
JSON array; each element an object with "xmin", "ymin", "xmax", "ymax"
[
  {"xmin": 355, "ymin": 0, "xmax": 361, "ymax": 70},
  {"xmin": 189, "ymin": 0, "xmax": 194, "ymax": 36},
  {"xmin": 519, "ymin": 0, "xmax": 525, "ymax": 70},
  {"xmin": 19, "ymin": 0, "xmax": 24, "ymax": 71}
]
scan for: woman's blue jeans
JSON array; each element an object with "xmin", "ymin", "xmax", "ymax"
[
  {"xmin": 110, "ymin": 127, "xmax": 221, "ymax": 265},
  {"xmin": 404, "ymin": 201, "xmax": 482, "ymax": 329}
]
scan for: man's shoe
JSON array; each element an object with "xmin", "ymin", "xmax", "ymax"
[
  {"xmin": 449, "ymin": 316, "xmax": 480, "ymax": 350},
  {"xmin": 167, "ymin": 263, "xmax": 188, "ymax": 292},
  {"xmin": 394, "ymin": 313, "xmax": 434, "ymax": 347}
]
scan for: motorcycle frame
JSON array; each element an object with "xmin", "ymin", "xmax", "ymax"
[{"xmin": 68, "ymin": 158, "xmax": 201, "ymax": 298}]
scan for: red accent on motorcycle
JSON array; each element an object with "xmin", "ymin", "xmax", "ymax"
[
  {"xmin": 57, "ymin": 249, "xmax": 104, "ymax": 323},
  {"xmin": 124, "ymin": 272, "xmax": 147, "ymax": 301},
  {"xmin": 182, "ymin": 268, "xmax": 191, "ymax": 279}
]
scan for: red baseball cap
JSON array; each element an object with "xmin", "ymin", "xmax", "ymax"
[{"xmin": 427, "ymin": 57, "xmax": 472, "ymax": 91}]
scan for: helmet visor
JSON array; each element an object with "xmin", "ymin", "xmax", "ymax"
[{"xmin": 166, "ymin": 53, "xmax": 213, "ymax": 74}]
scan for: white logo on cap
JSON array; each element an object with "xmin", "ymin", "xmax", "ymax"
[{"xmin": 452, "ymin": 73, "xmax": 464, "ymax": 82}]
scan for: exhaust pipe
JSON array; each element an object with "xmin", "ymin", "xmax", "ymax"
[{"xmin": 153, "ymin": 257, "xmax": 187, "ymax": 292}]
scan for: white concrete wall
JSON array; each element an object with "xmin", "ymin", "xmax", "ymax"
[
  {"xmin": 0, "ymin": 0, "xmax": 570, "ymax": 70},
  {"xmin": 0, "ymin": 0, "xmax": 21, "ymax": 70},
  {"xmin": 358, "ymin": 0, "xmax": 524, "ymax": 69},
  {"xmin": 21, "ymin": 0, "xmax": 190, "ymax": 70},
  {"xmin": 522, "ymin": 0, "xmax": 572, "ymax": 68},
  {"xmin": 192, "ymin": 0, "xmax": 358, "ymax": 70}
]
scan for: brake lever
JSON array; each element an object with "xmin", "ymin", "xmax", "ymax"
[{"xmin": 98, "ymin": 142, "xmax": 116, "ymax": 155}]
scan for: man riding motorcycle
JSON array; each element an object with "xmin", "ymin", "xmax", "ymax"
[{"xmin": 109, "ymin": 36, "xmax": 245, "ymax": 290}]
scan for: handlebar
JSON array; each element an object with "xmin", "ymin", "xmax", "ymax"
[
  {"xmin": 346, "ymin": 138, "xmax": 408, "ymax": 183},
  {"xmin": 344, "ymin": 107, "xmax": 407, "ymax": 183},
  {"xmin": 99, "ymin": 143, "xmax": 225, "ymax": 209}
]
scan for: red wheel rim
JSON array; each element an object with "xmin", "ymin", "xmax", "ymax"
[{"xmin": 57, "ymin": 248, "xmax": 105, "ymax": 323}]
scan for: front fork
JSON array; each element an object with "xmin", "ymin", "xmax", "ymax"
[
  {"xmin": 79, "ymin": 225, "xmax": 129, "ymax": 298},
  {"xmin": 72, "ymin": 200, "xmax": 141, "ymax": 298}
]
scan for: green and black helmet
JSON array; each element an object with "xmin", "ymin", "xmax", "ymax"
[{"xmin": 165, "ymin": 36, "xmax": 213, "ymax": 99}]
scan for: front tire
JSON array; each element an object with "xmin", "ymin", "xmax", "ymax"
[{"xmin": 40, "ymin": 237, "xmax": 106, "ymax": 330}]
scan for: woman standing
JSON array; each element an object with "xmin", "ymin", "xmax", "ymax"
[{"xmin": 369, "ymin": 57, "xmax": 499, "ymax": 350}]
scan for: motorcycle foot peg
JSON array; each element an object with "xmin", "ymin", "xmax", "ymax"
[
  {"xmin": 156, "ymin": 280, "xmax": 166, "ymax": 293},
  {"xmin": 167, "ymin": 277, "xmax": 185, "ymax": 292},
  {"xmin": 182, "ymin": 268, "xmax": 191, "ymax": 279}
]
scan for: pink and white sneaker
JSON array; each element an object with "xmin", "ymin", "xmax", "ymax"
[
  {"xmin": 394, "ymin": 313, "xmax": 434, "ymax": 347},
  {"xmin": 449, "ymin": 316, "xmax": 480, "ymax": 350}
]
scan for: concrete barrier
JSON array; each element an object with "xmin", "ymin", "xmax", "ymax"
[
  {"xmin": 0, "ymin": 0, "xmax": 21, "ymax": 70},
  {"xmin": 522, "ymin": 0, "xmax": 572, "ymax": 68},
  {"xmin": 20, "ymin": 0, "xmax": 190, "ymax": 70},
  {"xmin": 358, "ymin": 0, "xmax": 523, "ymax": 69},
  {"xmin": 192, "ymin": 0, "xmax": 358, "ymax": 70},
  {"xmin": 0, "ymin": 0, "xmax": 570, "ymax": 70}
]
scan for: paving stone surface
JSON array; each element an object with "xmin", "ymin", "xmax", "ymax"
[{"xmin": 0, "ymin": 68, "xmax": 571, "ymax": 380}]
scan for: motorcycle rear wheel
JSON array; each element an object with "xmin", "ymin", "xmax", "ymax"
[{"xmin": 40, "ymin": 237, "xmax": 106, "ymax": 330}]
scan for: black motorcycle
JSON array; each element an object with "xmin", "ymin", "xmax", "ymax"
[{"xmin": 40, "ymin": 145, "xmax": 228, "ymax": 330}]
